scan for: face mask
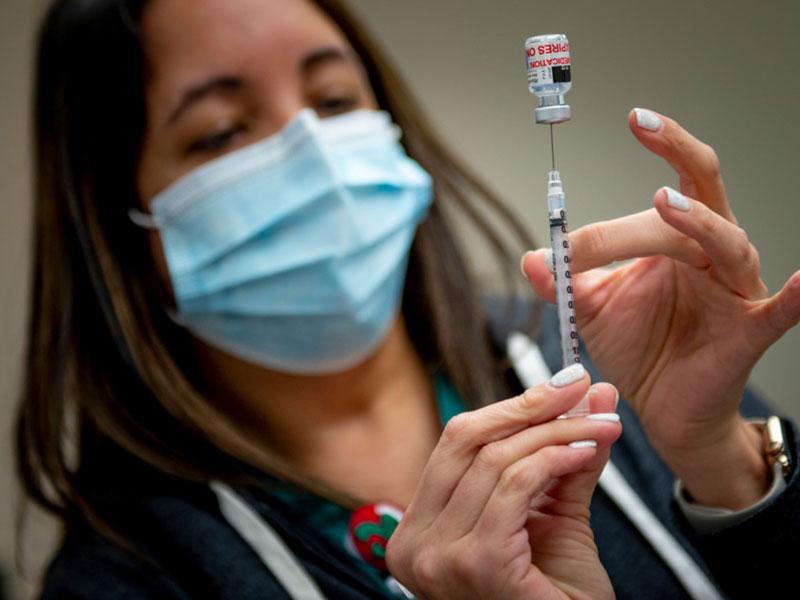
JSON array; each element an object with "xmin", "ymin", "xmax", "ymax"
[{"xmin": 130, "ymin": 109, "xmax": 433, "ymax": 374}]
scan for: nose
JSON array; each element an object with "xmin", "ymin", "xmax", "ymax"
[{"xmin": 263, "ymin": 93, "xmax": 311, "ymax": 137}]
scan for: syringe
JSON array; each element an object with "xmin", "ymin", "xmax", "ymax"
[
  {"xmin": 526, "ymin": 33, "xmax": 589, "ymax": 416},
  {"xmin": 546, "ymin": 171, "xmax": 582, "ymax": 355},
  {"xmin": 548, "ymin": 172, "xmax": 587, "ymax": 417}
]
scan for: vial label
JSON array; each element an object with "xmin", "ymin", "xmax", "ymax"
[{"xmin": 525, "ymin": 39, "xmax": 571, "ymax": 88}]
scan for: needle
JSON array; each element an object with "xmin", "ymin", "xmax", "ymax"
[{"xmin": 549, "ymin": 124, "xmax": 556, "ymax": 170}]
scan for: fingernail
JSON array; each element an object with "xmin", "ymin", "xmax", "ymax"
[
  {"xmin": 569, "ymin": 440, "xmax": 598, "ymax": 449},
  {"xmin": 634, "ymin": 108, "xmax": 663, "ymax": 132},
  {"xmin": 585, "ymin": 413, "xmax": 621, "ymax": 423},
  {"xmin": 520, "ymin": 250, "xmax": 535, "ymax": 278},
  {"xmin": 543, "ymin": 248, "xmax": 555, "ymax": 274},
  {"xmin": 550, "ymin": 364, "xmax": 586, "ymax": 388},
  {"xmin": 664, "ymin": 186, "xmax": 692, "ymax": 212},
  {"xmin": 612, "ymin": 388, "xmax": 619, "ymax": 410}
]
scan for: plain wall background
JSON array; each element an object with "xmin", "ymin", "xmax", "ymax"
[{"xmin": 1, "ymin": 0, "xmax": 798, "ymax": 598}]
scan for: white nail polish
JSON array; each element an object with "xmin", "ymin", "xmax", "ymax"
[
  {"xmin": 634, "ymin": 108, "xmax": 662, "ymax": 132},
  {"xmin": 585, "ymin": 413, "xmax": 621, "ymax": 423},
  {"xmin": 544, "ymin": 248, "xmax": 555, "ymax": 274},
  {"xmin": 664, "ymin": 186, "xmax": 692, "ymax": 212},
  {"xmin": 550, "ymin": 363, "xmax": 586, "ymax": 388},
  {"xmin": 520, "ymin": 250, "xmax": 535, "ymax": 278},
  {"xmin": 569, "ymin": 440, "xmax": 598, "ymax": 449}
]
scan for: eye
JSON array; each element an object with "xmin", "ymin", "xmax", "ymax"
[
  {"xmin": 315, "ymin": 94, "xmax": 358, "ymax": 116},
  {"xmin": 186, "ymin": 125, "xmax": 245, "ymax": 155}
]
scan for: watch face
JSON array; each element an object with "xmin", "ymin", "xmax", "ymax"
[{"xmin": 765, "ymin": 416, "xmax": 791, "ymax": 478}]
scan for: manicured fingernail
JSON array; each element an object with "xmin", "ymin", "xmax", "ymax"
[
  {"xmin": 569, "ymin": 440, "xmax": 598, "ymax": 449},
  {"xmin": 520, "ymin": 251, "xmax": 535, "ymax": 278},
  {"xmin": 664, "ymin": 186, "xmax": 692, "ymax": 212},
  {"xmin": 543, "ymin": 248, "xmax": 555, "ymax": 273},
  {"xmin": 550, "ymin": 364, "xmax": 586, "ymax": 388},
  {"xmin": 585, "ymin": 413, "xmax": 621, "ymax": 423},
  {"xmin": 634, "ymin": 108, "xmax": 663, "ymax": 132}
]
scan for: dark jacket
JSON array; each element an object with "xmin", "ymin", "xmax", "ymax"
[{"xmin": 41, "ymin": 303, "xmax": 799, "ymax": 599}]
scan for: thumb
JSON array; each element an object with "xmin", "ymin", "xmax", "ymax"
[
  {"xmin": 549, "ymin": 446, "xmax": 613, "ymax": 509},
  {"xmin": 550, "ymin": 384, "xmax": 621, "ymax": 505},
  {"xmin": 750, "ymin": 269, "xmax": 800, "ymax": 350}
]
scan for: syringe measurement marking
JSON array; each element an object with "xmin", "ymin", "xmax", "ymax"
[{"xmin": 549, "ymin": 211, "xmax": 581, "ymax": 365}]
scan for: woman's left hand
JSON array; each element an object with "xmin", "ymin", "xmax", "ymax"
[{"xmin": 521, "ymin": 108, "xmax": 800, "ymax": 509}]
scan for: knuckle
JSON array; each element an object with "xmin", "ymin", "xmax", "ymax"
[
  {"xmin": 499, "ymin": 459, "xmax": 530, "ymax": 493},
  {"xmin": 701, "ymin": 143, "xmax": 722, "ymax": 174},
  {"xmin": 671, "ymin": 133, "xmax": 691, "ymax": 155},
  {"xmin": 749, "ymin": 243, "xmax": 761, "ymax": 268},
  {"xmin": 441, "ymin": 412, "xmax": 474, "ymax": 444},
  {"xmin": 385, "ymin": 521, "xmax": 418, "ymax": 577},
  {"xmin": 475, "ymin": 441, "xmax": 509, "ymax": 473},
  {"xmin": 384, "ymin": 533, "xmax": 406, "ymax": 575},
  {"xmin": 536, "ymin": 446, "xmax": 568, "ymax": 475},
  {"xmin": 518, "ymin": 387, "xmax": 543, "ymax": 411},
  {"xmin": 411, "ymin": 546, "xmax": 440, "ymax": 589},
  {"xmin": 744, "ymin": 243, "xmax": 763, "ymax": 280},
  {"xmin": 733, "ymin": 228, "xmax": 752, "ymax": 263},
  {"xmin": 452, "ymin": 539, "xmax": 482, "ymax": 580},
  {"xmin": 698, "ymin": 208, "xmax": 719, "ymax": 239}
]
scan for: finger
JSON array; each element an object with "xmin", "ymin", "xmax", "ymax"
[
  {"xmin": 546, "ymin": 445, "xmax": 614, "ymax": 509},
  {"xmin": 522, "ymin": 249, "xmax": 614, "ymax": 318},
  {"xmin": 407, "ymin": 365, "xmax": 591, "ymax": 527},
  {"xmin": 473, "ymin": 444, "xmax": 599, "ymax": 543},
  {"xmin": 547, "ymin": 210, "xmax": 709, "ymax": 274},
  {"xmin": 436, "ymin": 385, "xmax": 621, "ymax": 536},
  {"xmin": 550, "ymin": 384, "xmax": 621, "ymax": 505},
  {"xmin": 588, "ymin": 382, "xmax": 619, "ymax": 414},
  {"xmin": 629, "ymin": 108, "xmax": 734, "ymax": 222},
  {"xmin": 748, "ymin": 270, "xmax": 800, "ymax": 350},
  {"xmin": 654, "ymin": 187, "xmax": 768, "ymax": 299}
]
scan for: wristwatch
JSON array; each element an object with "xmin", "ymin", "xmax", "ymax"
[
  {"xmin": 675, "ymin": 416, "xmax": 792, "ymax": 534},
  {"xmin": 752, "ymin": 416, "xmax": 792, "ymax": 478}
]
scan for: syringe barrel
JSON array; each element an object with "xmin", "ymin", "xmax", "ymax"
[{"xmin": 545, "ymin": 170, "xmax": 587, "ymax": 416}]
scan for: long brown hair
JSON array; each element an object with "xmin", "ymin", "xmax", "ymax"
[{"xmin": 17, "ymin": 0, "xmax": 538, "ymax": 555}]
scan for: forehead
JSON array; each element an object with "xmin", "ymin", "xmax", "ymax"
[{"xmin": 141, "ymin": 0, "xmax": 351, "ymax": 108}]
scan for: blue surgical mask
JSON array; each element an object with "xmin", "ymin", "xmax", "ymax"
[{"xmin": 130, "ymin": 109, "xmax": 433, "ymax": 374}]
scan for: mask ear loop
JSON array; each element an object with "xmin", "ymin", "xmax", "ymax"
[{"xmin": 128, "ymin": 208, "xmax": 161, "ymax": 229}]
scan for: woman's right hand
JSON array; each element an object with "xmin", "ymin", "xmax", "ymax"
[{"xmin": 385, "ymin": 365, "xmax": 622, "ymax": 600}]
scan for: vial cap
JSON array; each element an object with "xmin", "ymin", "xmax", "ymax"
[{"xmin": 534, "ymin": 104, "xmax": 571, "ymax": 124}]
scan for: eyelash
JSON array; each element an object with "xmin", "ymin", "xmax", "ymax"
[
  {"xmin": 315, "ymin": 94, "xmax": 358, "ymax": 115},
  {"xmin": 185, "ymin": 96, "xmax": 360, "ymax": 156},
  {"xmin": 186, "ymin": 125, "xmax": 245, "ymax": 155}
]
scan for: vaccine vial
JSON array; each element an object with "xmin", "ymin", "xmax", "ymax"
[{"xmin": 525, "ymin": 34, "xmax": 571, "ymax": 124}]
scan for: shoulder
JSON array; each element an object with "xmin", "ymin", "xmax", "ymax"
[
  {"xmin": 41, "ymin": 528, "xmax": 187, "ymax": 599},
  {"xmin": 39, "ymin": 485, "xmax": 297, "ymax": 600}
]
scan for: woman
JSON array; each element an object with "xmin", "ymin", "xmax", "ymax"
[{"xmin": 18, "ymin": 0, "xmax": 799, "ymax": 598}]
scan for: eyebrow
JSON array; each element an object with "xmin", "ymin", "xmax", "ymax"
[
  {"xmin": 166, "ymin": 76, "xmax": 243, "ymax": 127},
  {"xmin": 299, "ymin": 46, "xmax": 353, "ymax": 72},
  {"xmin": 164, "ymin": 46, "xmax": 356, "ymax": 128}
]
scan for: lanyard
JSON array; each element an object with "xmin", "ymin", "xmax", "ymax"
[{"xmin": 211, "ymin": 333, "xmax": 725, "ymax": 600}]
